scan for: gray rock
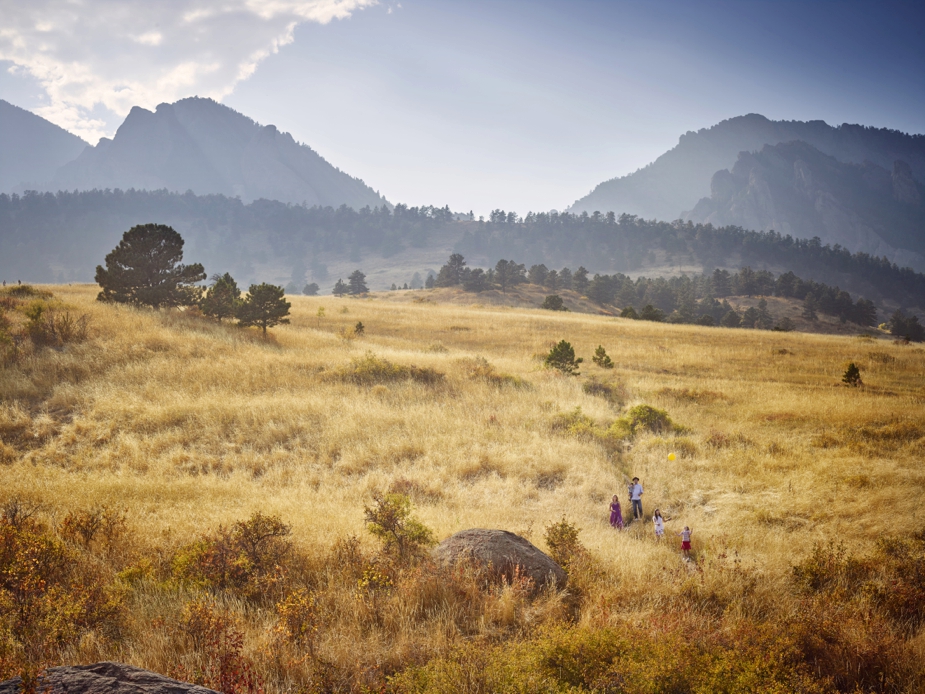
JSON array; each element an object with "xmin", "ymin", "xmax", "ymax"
[
  {"xmin": 433, "ymin": 528, "xmax": 566, "ymax": 591},
  {"xmin": 0, "ymin": 662, "xmax": 219, "ymax": 694}
]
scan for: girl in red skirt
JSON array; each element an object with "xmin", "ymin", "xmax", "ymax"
[{"xmin": 677, "ymin": 526, "xmax": 692, "ymax": 559}]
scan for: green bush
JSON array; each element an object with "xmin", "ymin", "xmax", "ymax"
[
  {"xmin": 364, "ymin": 493, "xmax": 435, "ymax": 563},
  {"xmin": 541, "ymin": 295, "xmax": 567, "ymax": 311},
  {"xmin": 337, "ymin": 352, "xmax": 444, "ymax": 385},
  {"xmin": 609, "ymin": 404, "xmax": 676, "ymax": 439},
  {"xmin": 543, "ymin": 518, "xmax": 587, "ymax": 574}
]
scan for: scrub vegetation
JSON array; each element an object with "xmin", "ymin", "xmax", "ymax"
[{"xmin": 2, "ymin": 283, "xmax": 925, "ymax": 693}]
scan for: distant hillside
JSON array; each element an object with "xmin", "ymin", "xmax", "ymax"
[
  {"xmin": 3, "ymin": 189, "xmax": 924, "ymax": 312},
  {"xmin": 569, "ymin": 114, "xmax": 925, "ymax": 223},
  {"xmin": 0, "ymin": 99, "xmax": 88, "ymax": 191},
  {"xmin": 47, "ymin": 97, "xmax": 388, "ymax": 209},
  {"xmin": 685, "ymin": 141, "xmax": 925, "ymax": 270}
]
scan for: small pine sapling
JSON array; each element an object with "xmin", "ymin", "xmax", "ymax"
[
  {"xmin": 355, "ymin": 321, "xmax": 365, "ymax": 335},
  {"xmin": 545, "ymin": 340, "xmax": 583, "ymax": 376},
  {"xmin": 592, "ymin": 345, "xmax": 614, "ymax": 369},
  {"xmin": 842, "ymin": 362, "xmax": 863, "ymax": 387}
]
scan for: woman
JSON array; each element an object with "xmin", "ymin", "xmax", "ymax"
[{"xmin": 609, "ymin": 494, "xmax": 624, "ymax": 530}]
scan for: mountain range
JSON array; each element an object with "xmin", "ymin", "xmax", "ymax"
[{"xmin": 2, "ymin": 97, "xmax": 388, "ymax": 209}]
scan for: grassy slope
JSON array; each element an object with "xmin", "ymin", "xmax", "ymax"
[{"xmin": 3, "ymin": 284, "xmax": 925, "ymax": 688}]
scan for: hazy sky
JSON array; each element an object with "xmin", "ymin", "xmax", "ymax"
[{"xmin": 2, "ymin": 0, "xmax": 923, "ymax": 214}]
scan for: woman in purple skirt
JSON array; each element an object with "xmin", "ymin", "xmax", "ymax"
[{"xmin": 609, "ymin": 494, "xmax": 624, "ymax": 530}]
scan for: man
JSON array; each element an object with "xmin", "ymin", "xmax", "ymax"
[{"xmin": 630, "ymin": 477, "xmax": 643, "ymax": 520}]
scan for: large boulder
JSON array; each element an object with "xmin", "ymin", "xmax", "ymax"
[
  {"xmin": 433, "ymin": 528, "xmax": 566, "ymax": 591},
  {"xmin": 0, "ymin": 662, "xmax": 219, "ymax": 694}
]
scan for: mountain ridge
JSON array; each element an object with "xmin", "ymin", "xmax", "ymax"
[
  {"xmin": 0, "ymin": 99, "xmax": 89, "ymax": 192},
  {"xmin": 5, "ymin": 97, "xmax": 388, "ymax": 210},
  {"xmin": 569, "ymin": 114, "xmax": 925, "ymax": 222}
]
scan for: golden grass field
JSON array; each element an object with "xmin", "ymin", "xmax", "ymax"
[{"xmin": 3, "ymin": 283, "xmax": 925, "ymax": 693}]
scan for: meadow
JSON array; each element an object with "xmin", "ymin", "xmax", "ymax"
[{"xmin": 2, "ymin": 283, "xmax": 925, "ymax": 693}]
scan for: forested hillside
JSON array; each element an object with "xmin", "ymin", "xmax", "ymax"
[{"xmin": 2, "ymin": 189, "xmax": 923, "ymax": 312}]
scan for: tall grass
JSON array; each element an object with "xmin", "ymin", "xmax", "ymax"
[{"xmin": 2, "ymin": 284, "xmax": 925, "ymax": 692}]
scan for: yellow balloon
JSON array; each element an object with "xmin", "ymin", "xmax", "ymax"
[{"xmin": 667, "ymin": 453, "xmax": 676, "ymax": 461}]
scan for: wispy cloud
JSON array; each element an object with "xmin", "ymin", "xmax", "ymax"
[{"xmin": 0, "ymin": 0, "xmax": 376, "ymax": 141}]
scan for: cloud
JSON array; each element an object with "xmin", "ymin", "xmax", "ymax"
[{"xmin": 0, "ymin": 0, "xmax": 376, "ymax": 142}]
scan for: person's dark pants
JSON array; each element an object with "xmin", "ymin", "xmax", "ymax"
[{"xmin": 632, "ymin": 499, "xmax": 643, "ymax": 519}]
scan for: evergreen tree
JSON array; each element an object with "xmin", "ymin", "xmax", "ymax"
[
  {"xmin": 544, "ymin": 340, "xmax": 583, "ymax": 376},
  {"xmin": 853, "ymin": 299, "xmax": 877, "ymax": 327},
  {"xmin": 201, "ymin": 273, "xmax": 241, "ymax": 321},
  {"xmin": 559, "ymin": 267, "xmax": 573, "ymax": 290},
  {"xmin": 436, "ymin": 253, "xmax": 467, "ymax": 287},
  {"xmin": 425, "ymin": 274, "xmax": 435, "ymax": 289},
  {"xmin": 573, "ymin": 267, "xmax": 589, "ymax": 294},
  {"xmin": 348, "ymin": 270, "xmax": 368, "ymax": 295},
  {"xmin": 621, "ymin": 306, "xmax": 639, "ymax": 319},
  {"xmin": 711, "ymin": 269, "xmax": 732, "ymax": 298},
  {"xmin": 640, "ymin": 304, "xmax": 665, "ymax": 322},
  {"xmin": 802, "ymin": 297, "xmax": 818, "ymax": 321},
  {"xmin": 236, "ymin": 283, "xmax": 291, "ymax": 336},
  {"xmin": 95, "ymin": 224, "xmax": 205, "ymax": 308},
  {"xmin": 463, "ymin": 268, "xmax": 488, "ymax": 292},
  {"xmin": 842, "ymin": 362, "xmax": 862, "ymax": 387},
  {"xmin": 541, "ymin": 295, "xmax": 567, "ymax": 311},
  {"xmin": 303, "ymin": 282, "xmax": 320, "ymax": 296},
  {"xmin": 756, "ymin": 298, "xmax": 774, "ymax": 329},
  {"xmin": 592, "ymin": 345, "xmax": 614, "ymax": 369},
  {"xmin": 720, "ymin": 309, "xmax": 742, "ymax": 328},
  {"xmin": 528, "ymin": 264, "xmax": 549, "ymax": 286},
  {"xmin": 333, "ymin": 279, "xmax": 348, "ymax": 296}
]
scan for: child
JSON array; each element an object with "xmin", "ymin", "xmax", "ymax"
[
  {"xmin": 609, "ymin": 495, "xmax": 624, "ymax": 530},
  {"xmin": 652, "ymin": 509, "xmax": 664, "ymax": 539},
  {"xmin": 677, "ymin": 526, "xmax": 692, "ymax": 559}
]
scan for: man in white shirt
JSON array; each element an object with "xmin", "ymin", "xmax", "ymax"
[{"xmin": 630, "ymin": 477, "xmax": 643, "ymax": 520}]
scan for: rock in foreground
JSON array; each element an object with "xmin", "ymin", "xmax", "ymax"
[
  {"xmin": 433, "ymin": 528, "xmax": 567, "ymax": 591},
  {"xmin": 0, "ymin": 662, "xmax": 219, "ymax": 694}
]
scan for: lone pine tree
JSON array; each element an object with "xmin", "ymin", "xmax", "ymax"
[
  {"xmin": 95, "ymin": 224, "xmax": 205, "ymax": 308},
  {"xmin": 592, "ymin": 345, "xmax": 614, "ymax": 369},
  {"xmin": 236, "ymin": 283, "xmax": 291, "ymax": 336},
  {"xmin": 545, "ymin": 340, "xmax": 583, "ymax": 376}
]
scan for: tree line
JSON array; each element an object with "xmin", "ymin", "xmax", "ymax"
[
  {"xmin": 456, "ymin": 211, "xmax": 925, "ymax": 309},
  {"xmin": 432, "ymin": 253, "xmax": 924, "ymax": 338}
]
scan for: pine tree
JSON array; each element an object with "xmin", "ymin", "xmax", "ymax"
[
  {"xmin": 95, "ymin": 224, "xmax": 205, "ymax": 308},
  {"xmin": 236, "ymin": 283, "xmax": 291, "ymax": 336},
  {"xmin": 348, "ymin": 270, "xmax": 368, "ymax": 295},
  {"xmin": 544, "ymin": 340, "xmax": 583, "ymax": 376},
  {"xmin": 201, "ymin": 273, "xmax": 241, "ymax": 321},
  {"xmin": 333, "ymin": 279, "xmax": 348, "ymax": 296},
  {"xmin": 541, "ymin": 295, "xmax": 566, "ymax": 311},
  {"xmin": 592, "ymin": 345, "xmax": 614, "ymax": 369},
  {"xmin": 302, "ymin": 282, "xmax": 320, "ymax": 296},
  {"xmin": 842, "ymin": 362, "xmax": 862, "ymax": 387}
]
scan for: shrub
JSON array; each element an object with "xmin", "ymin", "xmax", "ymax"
[
  {"xmin": 174, "ymin": 600, "xmax": 262, "ymax": 694},
  {"xmin": 541, "ymin": 295, "xmax": 566, "ymax": 311},
  {"xmin": 173, "ymin": 512, "xmax": 291, "ymax": 599},
  {"xmin": 460, "ymin": 356, "xmax": 526, "ymax": 388},
  {"xmin": 842, "ymin": 362, "xmax": 862, "ymax": 387},
  {"xmin": 364, "ymin": 493, "xmax": 435, "ymax": 562},
  {"xmin": 620, "ymin": 306, "xmax": 639, "ymax": 319},
  {"xmin": 582, "ymin": 379, "xmax": 624, "ymax": 404},
  {"xmin": 337, "ymin": 352, "xmax": 444, "ymax": 385},
  {"xmin": 591, "ymin": 345, "xmax": 614, "ymax": 369},
  {"xmin": 610, "ymin": 404, "xmax": 676, "ymax": 439},
  {"xmin": 543, "ymin": 518, "xmax": 587, "ymax": 574},
  {"xmin": 544, "ymin": 340, "xmax": 582, "ymax": 376}
]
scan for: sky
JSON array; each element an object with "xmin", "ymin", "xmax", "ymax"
[{"xmin": 2, "ymin": 0, "xmax": 924, "ymax": 214}]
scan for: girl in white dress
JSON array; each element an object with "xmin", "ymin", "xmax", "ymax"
[{"xmin": 653, "ymin": 508, "xmax": 665, "ymax": 539}]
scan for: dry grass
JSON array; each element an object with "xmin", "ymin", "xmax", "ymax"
[{"xmin": 3, "ymin": 284, "xmax": 925, "ymax": 692}]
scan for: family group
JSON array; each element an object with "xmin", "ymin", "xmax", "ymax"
[{"xmin": 609, "ymin": 477, "xmax": 692, "ymax": 557}]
